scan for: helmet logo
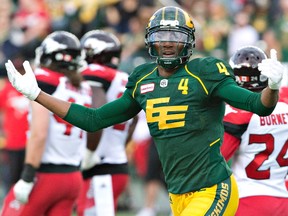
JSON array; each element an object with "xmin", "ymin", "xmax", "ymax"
[
  {"xmin": 183, "ymin": 12, "xmax": 194, "ymax": 28},
  {"xmin": 84, "ymin": 38, "xmax": 115, "ymax": 54},
  {"xmin": 44, "ymin": 38, "xmax": 68, "ymax": 54},
  {"xmin": 160, "ymin": 20, "xmax": 179, "ymax": 27}
]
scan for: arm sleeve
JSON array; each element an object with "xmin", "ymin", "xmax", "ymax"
[
  {"xmin": 215, "ymin": 80, "xmax": 275, "ymax": 116},
  {"xmin": 63, "ymin": 90, "xmax": 142, "ymax": 132}
]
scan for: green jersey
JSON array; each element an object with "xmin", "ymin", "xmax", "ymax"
[
  {"xmin": 64, "ymin": 56, "xmax": 274, "ymax": 194},
  {"xmin": 126, "ymin": 57, "xmax": 235, "ymax": 193}
]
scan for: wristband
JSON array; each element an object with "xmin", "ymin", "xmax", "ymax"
[{"xmin": 21, "ymin": 164, "xmax": 36, "ymax": 182}]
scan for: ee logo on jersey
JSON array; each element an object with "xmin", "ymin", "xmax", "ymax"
[{"xmin": 146, "ymin": 97, "xmax": 188, "ymax": 130}]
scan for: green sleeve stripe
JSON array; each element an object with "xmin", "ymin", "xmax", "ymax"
[
  {"xmin": 132, "ymin": 67, "xmax": 158, "ymax": 98},
  {"xmin": 185, "ymin": 65, "xmax": 209, "ymax": 95}
]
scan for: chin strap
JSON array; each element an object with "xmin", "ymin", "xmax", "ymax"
[{"xmin": 157, "ymin": 57, "xmax": 185, "ymax": 70}]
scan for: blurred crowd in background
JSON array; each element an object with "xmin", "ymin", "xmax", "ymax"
[
  {"xmin": 0, "ymin": 0, "xmax": 288, "ymax": 76},
  {"xmin": 0, "ymin": 0, "xmax": 288, "ymax": 215}
]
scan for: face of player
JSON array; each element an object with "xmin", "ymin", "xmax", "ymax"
[{"xmin": 151, "ymin": 31, "xmax": 186, "ymax": 59}]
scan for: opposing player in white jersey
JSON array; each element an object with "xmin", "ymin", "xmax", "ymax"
[
  {"xmin": 279, "ymin": 86, "xmax": 288, "ymax": 190},
  {"xmin": 221, "ymin": 46, "xmax": 288, "ymax": 216},
  {"xmin": 76, "ymin": 30, "xmax": 138, "ymax": 216},
  {"xmin": 0, "ymin": 31, "xmax": 92, "ymax": 216}
]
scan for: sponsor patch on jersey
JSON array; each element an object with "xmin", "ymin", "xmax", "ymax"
[{"xmin": 140, "ymin": 83, "xmax": 155, "ymax": 94}]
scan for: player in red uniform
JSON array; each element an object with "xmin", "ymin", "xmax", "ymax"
[
  {"xmin": 76, "ymin": 30, "xmax": 137, "ymax": 216},
  {"xmin": 0, "ymin": 31, "xmax": 91, "ymax": 216},
  {"xmin": 221, "ymin": 46, "xmax": 288, "ymax": 216}
]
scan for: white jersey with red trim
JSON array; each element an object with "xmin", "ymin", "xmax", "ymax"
[
  {"xmin": 28, "ymin": 68, "xmax": 92, "ymax": 166},
  {"xmin": 228, "ymin": 102, "xmax": 288, "ymax": 198},
  {"xmin": 82, "ymin": 64, "xmax": 132, "ymax": 164}
]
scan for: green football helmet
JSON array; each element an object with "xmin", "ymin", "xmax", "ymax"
[{"xmin": 145, "ymin": 6, "xmax": 195, "ymax": 69}]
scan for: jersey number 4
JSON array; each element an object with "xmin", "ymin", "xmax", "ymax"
[{"xmin": 246, "ymin": 134, "xmax": 288, "ymax": 180}]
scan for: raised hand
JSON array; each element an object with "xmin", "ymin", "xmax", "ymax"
[
  {"xmin": 5, "ymin": 60, "xmax": 41, "ymax": 100},
  {"xmin": 258, "ymin": 49, "xmax": 285, "ymax": 90}
]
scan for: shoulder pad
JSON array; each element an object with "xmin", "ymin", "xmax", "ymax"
[
  {"xmin": 35, "ymin": 68, "xmax": 63, "ymax": 94},
  {"xmin": 187, "ymin": 57, "xmax": 235, "ymax": 81},
  {"xmin": 126, "ymin": 62, "xmax": 157, "ymax": 89},
  {"xmin": 82, "ymin": 64, "xmax": 116, "ymax": 83},
  {"xmin": 35, "ymin": 68, "xmax": 63, "ymax": 87}
]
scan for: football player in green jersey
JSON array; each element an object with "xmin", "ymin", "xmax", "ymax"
[{"xmin": 5, "ymin": 6, "xmax": 285, "ymax": 216}]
